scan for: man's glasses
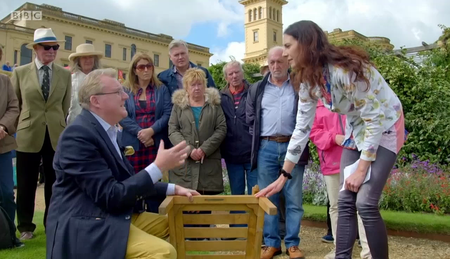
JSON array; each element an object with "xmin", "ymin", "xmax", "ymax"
[
  {"xmin": 94, "ymin": 88, "xmax": 125, "ymax": 96},
  {"xmin": 135, "ymin": 64, "xmax": 153, "ymax": 71},
  {"xmin": 38, "ymin": 43, "xmax": 60, "ymax": 51}
]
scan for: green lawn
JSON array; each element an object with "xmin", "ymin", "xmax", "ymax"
[
  {"xmin": 1, "ymin": 205, "xmax": 448, "ymax": 258},
  {"xmin": 303, "ymin": 204, "xmax": 450, "ymax": 235}
]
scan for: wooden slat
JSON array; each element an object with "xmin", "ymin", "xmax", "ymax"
[
  {"xmin": 167, "ymin": 207, "xmax": 179, "ymax": 250},
  {"xmin": 159, "ymin": 196, "xmax": 174, "ymax": 215},
  {"xmin": 259, "ymin": 198, "xmax": 277, "ymax": 215},
  {"xmin": 186, "ymin": 255, "xmax": 245, "ymax": 259},
  {"xmin": 175, "ymin": 206, "xmax": 187, "ymax": 259},
  {"xmin": 173, "ymin": 196, "xmax": 260, "ymax": 205},
  {"xmin": 244, "ymin": 206, "xmax": 258, "ymax": 258},
  {"xmin": 183, "ymin": 213, "xmax": 249, "ymax": 225},
  {"xmin": 185, "ymin": 240, "xmax": 247, "ymax": 252},
  {"xmin": 182, "ymin": 204, "xmax": 253, "ymax": 212},
  {"xmin": 184, "ymin": 227, "xmax": 248, "ymax": 238},
  {"xmin": 253, "ymin": 207, "xmax": 265, "ymax": 256}
]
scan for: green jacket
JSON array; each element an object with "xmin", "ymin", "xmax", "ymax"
[{"xmin": 168, "ymin": 88, "xmax": 227, "ymax": 192}]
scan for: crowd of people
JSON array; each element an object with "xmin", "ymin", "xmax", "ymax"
[{"xmin": 0, "ymin": 20, "xmax": 405, "ymax": 259}]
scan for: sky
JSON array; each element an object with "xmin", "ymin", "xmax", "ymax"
[{"xmin": 1, "ymin": 0, "xmax": 449, "ymax": 65}]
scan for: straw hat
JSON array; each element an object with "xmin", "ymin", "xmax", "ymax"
[
  {"xmin": 68, "ymin": 43, "xmax": 103, "ymax": 61},
  {"xmin": 26, "ymin": 28, "xmax": 65, "ymax": 49}
]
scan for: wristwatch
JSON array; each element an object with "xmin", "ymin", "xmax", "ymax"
[{"xmin": 279, "ymin": 169, "xmax": 292, "ymax": 179}]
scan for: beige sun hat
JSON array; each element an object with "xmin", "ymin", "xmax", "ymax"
[
  {"xmin": 26, "ymin": 28, "xmax": 65, "ymax": 49},
  {"xmin": 68, "ymin": 43, "xmax": 103, "ymax": 61}
]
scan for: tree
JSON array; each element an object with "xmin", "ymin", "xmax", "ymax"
[{"xmin": 208, "ymin": 60, "xmax": 261, "ymax": 90}]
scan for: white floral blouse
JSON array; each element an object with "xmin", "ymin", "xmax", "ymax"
[{"xmin": 286, "ymin": 64, "xmax": 403, "ymax": 163}]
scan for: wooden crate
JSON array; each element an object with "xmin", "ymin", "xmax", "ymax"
[{"xmin": 158, "ymin": 187, "xmax": 277, "ymax": 259}]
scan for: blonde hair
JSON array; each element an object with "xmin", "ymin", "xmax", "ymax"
[
  {"xmin": 182, "ymin": 68, "xmax": 207, "ymax": 90},
  {"xmin": 78, "ymin": 68, "xmax": 117, "ymax": 110},
  {"xmin": 70, "ymin": 56, "xmax": 102, "ymax": 73},
  {"xmin": 124, "ymin": 52, "xmax": 162, "ymax": 94}
]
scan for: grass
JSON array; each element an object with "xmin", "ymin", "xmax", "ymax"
[
  {"xmin": 0, "ymin": 212, "xmax": 46, "ymax": 259},
  {"xmin": 303, "ymin": 204, "xmax": 450, "ymax": 235},
  {"xmin": 2, "ymin": 204, "xmax": 449, "ymax": 258}
]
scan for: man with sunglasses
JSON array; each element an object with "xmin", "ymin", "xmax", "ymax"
[{"xmin": 11, "ymin": 28, "xmax": 71, "ymax": 240}]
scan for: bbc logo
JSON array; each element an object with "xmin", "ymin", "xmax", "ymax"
[{"xmin": 10, "ymin": 11, "xmax": 42, "ymax": 21}]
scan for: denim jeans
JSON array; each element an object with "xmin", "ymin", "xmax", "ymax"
[
  {"xmin": 226, "ymin": 162, "xmax": 258, "ymax": 228},
  {"xmin": 257, "ymin": 139, "xmax": 305, "ymax": 249},
  {"xmin": 0, "ymin": 151, "xmax": 16, "ymax": 222}
]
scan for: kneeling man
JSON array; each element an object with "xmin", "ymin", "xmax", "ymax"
[{"xmin": 46, "ymin": 68, "xmax": 198, "ymax": 259}]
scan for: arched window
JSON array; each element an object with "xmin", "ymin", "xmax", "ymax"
[
  {"xmin": 131, "ymin": 44, "xmax": 136, "ymax": 59},
  {"xmin": 253, "ymin": 8, "xmax": 257, "ymax": 20},
  {"xmin": 277, "ymin": 10, "xmax": 280, "ymax": 22},
  {"xmin": 20, "ymin": 43, "xmax": 32, "ymax": 65},
  {"xmin": 258, "ymin": 7, "xmax": 262, "ymax": 19},
  {"xmin": 269, "ymin": 7, "xmax": 272, "ymax": 19},
  {"xmin": 249, "ymin": 10, "xmax": 252, "ymax": 22},
  {"xmin": 273, "ymin": 9, "xmax": 276, "ymax": 21}
]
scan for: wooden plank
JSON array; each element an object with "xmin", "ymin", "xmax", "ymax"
[
  {"xmin": 185, "ymin": 240, "xmax": 247, "ymax": 251},
  {"xmin": 259, "ymin": 198, "xmax": 277, "ymax": 215},
  {"xmin": 167, "ymin": 206, "xmax": 179, "ymax": 250},
  {"xmin": 182, "ymin": 204, "xmax": 253, "ymax": 212},
  {"xmin": 244, "ymin": 206, "xmax": 258, "ymax": 258},
  {"xmin": 175, "ymin": 205, "xmax": 187, "ymax": 259},
  {"xmin": 186, "ymin": 255, "xmax": 245, "ymax": 259},
  {"xmin": 173, "ymin": 196, "xmax": 260, "ymax": 205},
  {"xmin": 253, "ymin": 208, "xmax": 265, "ymax": 256},
  {"xmin": 184, "ymin": 227, "xmax": 248, "ymax": 238},
  {"xmin": 159, "ymin": 196, "xmax": 174, "ymax": 215},
  {"xmin": 183, "ymin": 213, "xmax": 249, "ymax": 225}
]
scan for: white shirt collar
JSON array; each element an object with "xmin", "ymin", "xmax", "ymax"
[
  {"xmin": 89, "ymin": 111, "xmax": 115, "ymax": 132},
  {"xmin": 35, "ymin": 57, "xmax": 53, "ymax": 71}
]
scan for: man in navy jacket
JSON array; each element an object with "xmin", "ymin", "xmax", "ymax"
[
  {"xmin": 157, "ymin": 39, "xmax": 216, "ymax": 96},
  {"xmin": 46, "ymin": 68, "xmax": 199, "ymax": 259}
]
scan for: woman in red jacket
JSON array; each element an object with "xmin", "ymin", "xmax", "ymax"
[{"xmin": 310, "ymin": 100, "xmax": 371, "ymax": 259}]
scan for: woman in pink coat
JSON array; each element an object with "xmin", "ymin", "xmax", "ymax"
[{"xmin": 310, "ymin": 100, "xmax": 371, "ymax": 259}]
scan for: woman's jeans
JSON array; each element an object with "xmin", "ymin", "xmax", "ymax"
[
  {"xmin": 0, "ymin": 151, "xmax": 16, "ymax": 222},
  {"xmin": 336, "ymin": 146, "xmax": 397, "ymax": 259}
]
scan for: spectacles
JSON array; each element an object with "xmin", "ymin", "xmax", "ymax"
[
  {"xmin": 135, "ymin": 64, "xmax": 153, "ymax": 71},
  {"xmin": 94, "ymin": 88, "xmax": 125, "ymax": 96},
  {"xmin": 38, "ymin": 43, "xmax": 60, "ymax": 51}
]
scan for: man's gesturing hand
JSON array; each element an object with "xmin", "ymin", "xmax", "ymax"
[{"xmin": 154, "ymin": 140, "xmax": 190, "ymax": 172}]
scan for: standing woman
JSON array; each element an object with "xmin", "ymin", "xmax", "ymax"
[
  {"xmin": 0, "ymin": 46, "xmax": 23, "ymax": 248},
  {"xmin": 257, "ymin": 20, "xmax": 405, "ymax": 259},
  {"xmin": 66, "ymin": 43, "xmax": 103, "ymax": 124},
  {"xmin": 120, "ymin": 52, "xmax": 172, "ymax": 173}
]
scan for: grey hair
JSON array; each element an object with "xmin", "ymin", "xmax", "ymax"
[
  {"xmin": 222, "ymin": 60, "xmax": 243, "ymax": 78},
  {"xmin": 70, "ymin": 56, "xmax": 102, "ymax": 73},
  {"xmin": 78, "ymin": 68, "xmax": 118, "ymax": 110},
  {"xmin": 268, "ymin": 46, "xmax": 285, "ymax": 60},
  {"xmin": 168, "ymin": 39, "xmax": 188, "ymax": 54}
]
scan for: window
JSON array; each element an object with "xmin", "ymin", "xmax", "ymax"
[
  {"xmin": 273, "ymin": 9, "xmax": 276, "ymax": 20},
  {"xmin": 105, "ymin": 44, "xmax": 111, "ymax": 58},
  {"xmin": 123, "ymin": 48, "xmax": 127, "ymax": 61},
  {"xmin": 86, "ymin": 39, "xmax": 93, "ymax": 44},
  {"xmin": 258, "ymin": 7, "xmax": 262, "ymax": 19},
  {"xmin": 64, "ymin": 36, "xmax": 72, "ymax": 50},
  {"xmin": 154, "ymin": 54, "xmax": 160, "ymax": 67},
  {"xmin": 14, "ymin": 50, "xmax": 18, "ymax": 65},
  {"xmin": 253, "ymin": 8, "xmax": 257, "ymax": 20},
  {"xmin": 169, "ymin": 59, "xmax": 173, "ymax": 67},
  {"xmin": 20, "ymin": 44, "xmax": 32, "ymax": 65},
  {"xmin": 277, "ymin": 10, "xmax": 280, "ymax": 22},
  {"xmin": 197, "ymin": 63, "xmax": 202, "ymax": 67},
  {"xmin": 253, "ymin": 31, "xmax": 259, "ymax": 42},
  {"xmin": 273, "ymin": 31, "xmax": 277, "ymax": 42},
  {"xmin": 269, "ymin": 7, "xmax": 272, "ymax": 19},
  {"xmin": 249, "ymin": 10, "xmax": 252, "ymax": 22},
  {"xmin": 131, "ymin": 44, "xmax": 136, "ymax": 59}
]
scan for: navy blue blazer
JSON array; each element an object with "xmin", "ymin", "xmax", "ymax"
[{"xmin": 46, "ymin": 109, "xmax": 169, "ymax": 259}]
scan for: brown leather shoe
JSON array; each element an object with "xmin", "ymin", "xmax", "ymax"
[
  {"xmin": 261, "ymin": 246, "xmax": 282, "ymax": 259},
  {"xmin": 287, "ymin": 246, "xmax": 305, "ymax": 259}
]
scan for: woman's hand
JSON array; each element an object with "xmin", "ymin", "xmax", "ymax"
[
  {"xmin": 138, "ymin": 128, "xmax": 155, "ymax": 144},
  {"xmin": 345, "ymin": 169, "xmax": 367, "ymax": 192},
  {"xmin": 190, "ymin": 148, "xmax": 202, "ymax": 161},
  {"xmin": 335, "ymin": 134, "xmax": 345, "ymax": 145},
  {"xmin": 255, "ymin": 175, "xmax": 288, "ymax": 198}
]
